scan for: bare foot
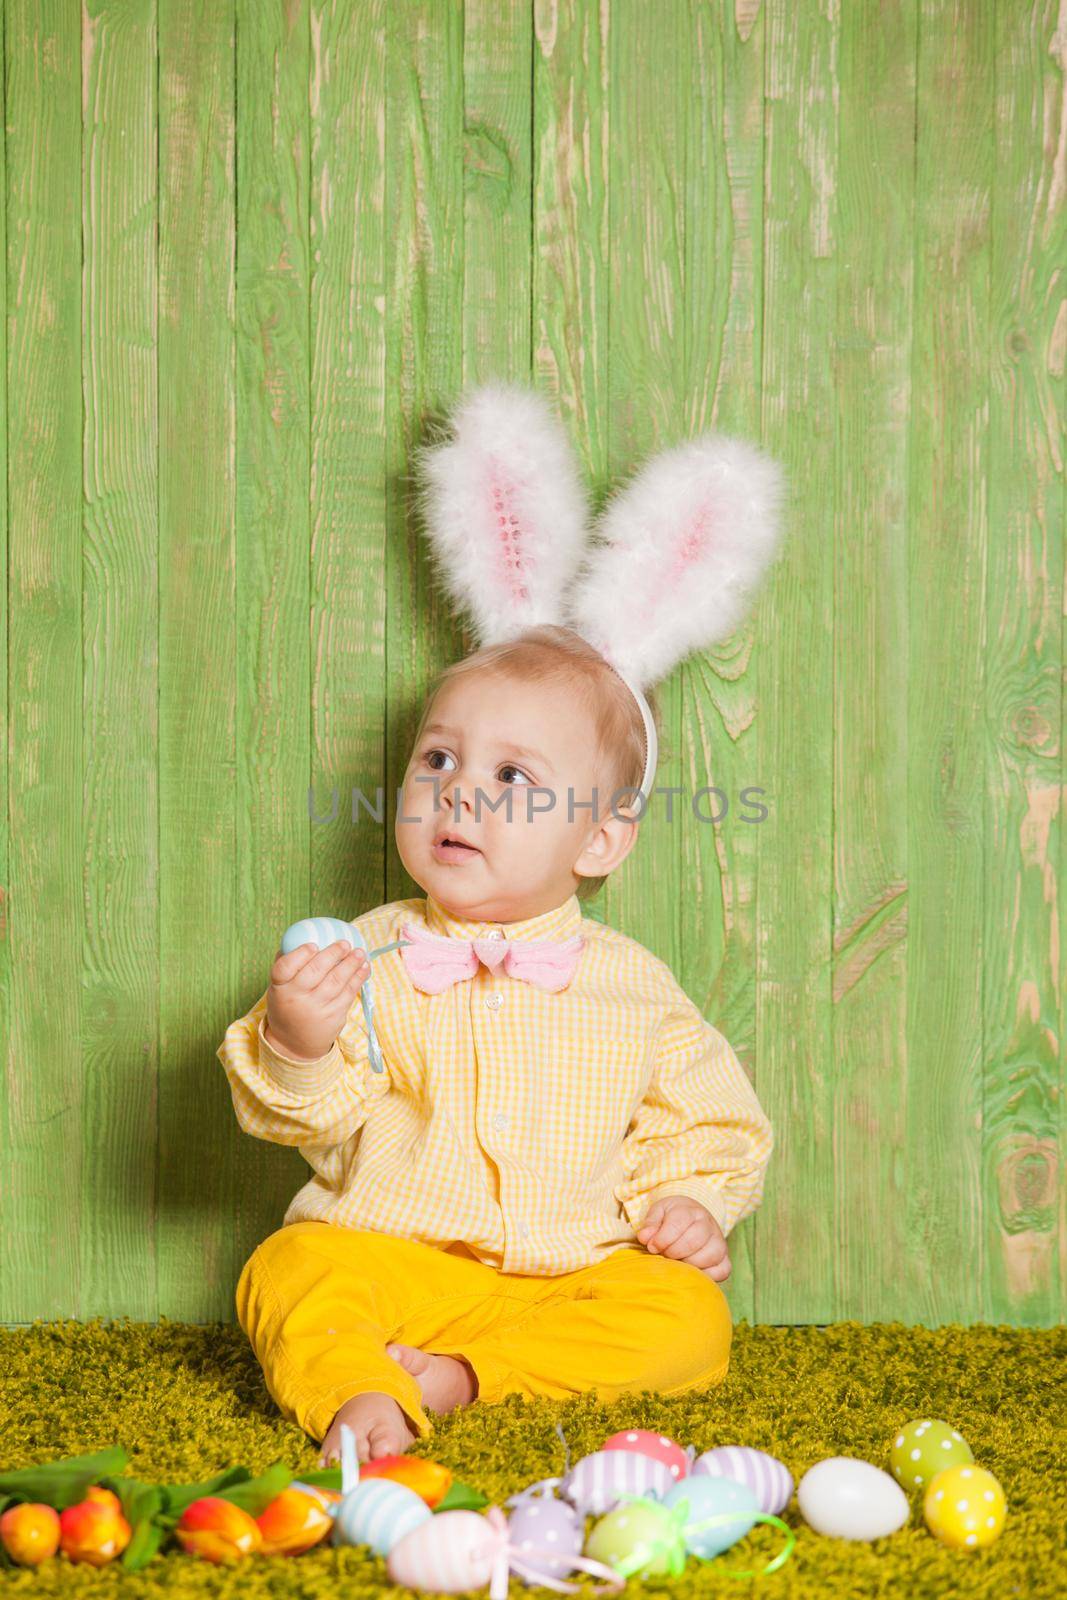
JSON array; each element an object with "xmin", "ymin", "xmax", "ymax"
[
  {"xmin": 317, "ymin": 1391, "xmax": 417, "ymax": 1468},
  {"xmin": 385, "ymin": 1342, "xmax": 478, "ymax": 1414}
]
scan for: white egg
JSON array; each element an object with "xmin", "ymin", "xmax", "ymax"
[{"xmin": 797, "ymin": 1457, "xmax": 910, "ymax": 1541}]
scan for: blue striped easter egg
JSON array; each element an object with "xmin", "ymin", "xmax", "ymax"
[
  {"xmin": 332, "ymin": 1477, "xmax": 432, "ymax": 1554},
  {"xmin": 281, "ymin": 916, "xmax": 357, "ymax": 955}
]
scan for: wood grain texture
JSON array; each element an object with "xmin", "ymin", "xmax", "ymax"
[
  {"xmin": 3, "ymin": 0, "xmax": 84, "ymax": 1322},
  {"xmin": 758, "ymin": 0, "xmax": 837, "ymax": 1323},
  {"xmin": 0, "ymin": 0, "xmax": 1061, "ymax": 1327},
  {"xmin": 158, "ymin": 0, "xmax": 238, "ymax": 1317}
]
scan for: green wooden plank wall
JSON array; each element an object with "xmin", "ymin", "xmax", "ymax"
[{"xmin": 0, "ymin": 1, "xmax": 1062, "ymax": 1330}]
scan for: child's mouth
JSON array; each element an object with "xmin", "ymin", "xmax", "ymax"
[{"xmin": 433, "ymin": 837, "xmax": 482, "ymax": 862}]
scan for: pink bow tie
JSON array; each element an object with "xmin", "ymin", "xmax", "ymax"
[{"xmin": 398, "ymin": 921, "xmax": 585, "ymax": 994}]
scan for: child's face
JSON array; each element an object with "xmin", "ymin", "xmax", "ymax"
[{"xmin": 395, "ymin": 670, "xmax": 638, "ymax": 920}]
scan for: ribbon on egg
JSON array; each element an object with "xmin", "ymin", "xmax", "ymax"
[
  {"xmin": 481, "ymin": 1506, "xmax": 625, "ymax": 1600},
  {"xmin": 605, "ymin": 1490, "xmax": 796, "ymax": 1581}
]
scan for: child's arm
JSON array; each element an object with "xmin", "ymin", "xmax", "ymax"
[
  {"xmin": 216, "ymin": 990, "xmax": 388, "ymax": 1147},
  {"xmin": 613, "ymin": 982, "xmax": 774, "ymax": 1238}
]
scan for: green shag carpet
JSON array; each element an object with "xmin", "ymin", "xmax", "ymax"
[{"xmin": 0, "ymin": 1317, "xmax": 1063, "ymax": 1598}]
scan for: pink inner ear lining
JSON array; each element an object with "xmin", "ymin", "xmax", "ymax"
[
  {"xmin": 488, "ymin": 461, "xmax": 531, "ymax": 605},
  {"xmin": 638, "ymin": 497, "xmax": 716, "ymax": 623}
]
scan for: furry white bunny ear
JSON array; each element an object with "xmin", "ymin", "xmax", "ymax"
[
  {"xmin": 412, "ymin": 382, "xmax": 591, "ymax": 646},
  {"xmin": 562, "ymin": 432, "xmax": 786, "ymax": 688}
]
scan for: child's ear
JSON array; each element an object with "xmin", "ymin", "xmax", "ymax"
[{"xmin": 573, "ymin": 806, "xmax": 641, "ymax": 883}]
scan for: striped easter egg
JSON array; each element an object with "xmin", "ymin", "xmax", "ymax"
[
  {"xmin": 386, "ymin": 1509, "xmax": 507, "ymax": 1592},
  {"xmin": 281, "ymin": 916, "xmax": 357, "ymax": 955},
  {"xmin": 692, "ymin": 1446, "xmax": 793, "ymax": 1516},
  {"xmin": 331, "ymin": 1477, "xmax": 431, "ymax": 1555},
  {"xmin": 562, "ymin": 1449, "xmax": 675, "ymax": 1516},
  {"xmin": 278, "ymin": 915, "xmax": 388, "ymax": 1074}
]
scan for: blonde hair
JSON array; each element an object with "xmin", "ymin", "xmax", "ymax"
[{"xmin": 411, "ymin": 624, "xmax": 664, "ymax": 902}]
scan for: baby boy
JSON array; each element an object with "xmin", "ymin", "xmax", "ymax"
[{"xmin": 218, "ymin": 623, "xmax": 774, "ymax": 1467}]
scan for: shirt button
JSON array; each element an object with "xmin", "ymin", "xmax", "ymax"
[
  {"xmin": 518, "ymin": 1222, "xmax": 530, "ymax": 1239},
  {"xmin": 486, "ymin": 929, "xmax": 503, "ymax": 939},
  {"xmin": 493, "ymin": 1111, "xmax": 509, "ymax": 1130},
  {"xmin": 485, "ymin": 991, "xmax": 503, "ymax": 1009}
]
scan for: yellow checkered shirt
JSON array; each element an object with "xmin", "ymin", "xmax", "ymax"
[{"xmin": 217, "ymin": 891, "xmax": 774, "ymax": 1276}]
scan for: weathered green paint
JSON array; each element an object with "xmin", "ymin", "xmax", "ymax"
[{"xmin": 0, "ymin": 1, "xmax": 1062, "ymax": 1328}]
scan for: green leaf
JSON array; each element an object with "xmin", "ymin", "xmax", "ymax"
[
  {"xmin": 0, "ymin": 1447, "xmax": 129, "ymax": 1509},
  {"xmin": 161, "ymin": 1465, "xmax": 253, "ymax": 1519},
  {"xmin": 214, "ymin": 1462, "xmax": 293, "ymax": 1517},
  {"xmin": 291, "ymin": 1465, "xmax": 342, "ymax": 1493},
  {"xmin": 119, "ymin": 1515, "xmax": 170, "ymax": 1573},
  {"xmin": 435, "ymin": 1478, "xmax": 488, "ymax": 1512}
]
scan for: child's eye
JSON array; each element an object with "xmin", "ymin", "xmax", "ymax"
[{"xmin": 421, "ymin": 750, "xmax": 532, "ymax": 785}]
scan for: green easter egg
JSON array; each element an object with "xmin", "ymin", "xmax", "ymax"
[
  {"xmin": 585, "ymin": 1499, "xmax": 679, "ymax": 1577},
  {"xmin": 888, "ymin": 1419, "xmax": 973, "ymax": 1491}
]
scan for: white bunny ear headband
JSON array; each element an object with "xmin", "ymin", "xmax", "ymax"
[{"xmin": 412, "ymin": 381, "xmax": 787, "ymax": 809}]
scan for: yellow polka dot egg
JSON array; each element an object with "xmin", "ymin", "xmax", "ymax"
[
  {"xmin": 923, "ymin": 1464, "xmax": 1007, "ymax": 1550},
  {"xmin": 888, "ymin": 1418, "xmax": 973, "ymax": 1491}
]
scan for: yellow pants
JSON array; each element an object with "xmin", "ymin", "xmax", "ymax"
[{"xmin": 235, "ymin": 1220, "xmax": 733, "ymax": 1444}]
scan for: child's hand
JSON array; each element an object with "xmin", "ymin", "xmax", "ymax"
[
  {"xmin": 636, "ymin": 1196, "xmax": 731, "ymax": 1282},
  {"xmin": 264, "ymin": 940, "xmax": 370, "ymax": 1062}
]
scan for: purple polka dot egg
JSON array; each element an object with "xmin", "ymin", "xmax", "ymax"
[
  {"xmin": 562, "ymin": 1448, "xmax": 675, "ymax": 1516},
  {"xmin": 692, "ymin": 1445, "xmax": 793, "ymax": 1517},
  {"xmin": 507, "ymin": 1491, "xmax": 585, "ymax": 1584}
]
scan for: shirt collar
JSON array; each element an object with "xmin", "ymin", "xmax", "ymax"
[{"xmin": 423, "ymin": 891, "xmax": 583, "ymax": 943}]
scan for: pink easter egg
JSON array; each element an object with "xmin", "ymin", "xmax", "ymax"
[
  {"xmin": 386, "ymin": 1508, "xmax": 505, "ymax": 1592},
  {"xmin": 603, "ymin": 1428, "xmax": 690, "ymax": 1482},
  {"xmin": 507, "ymin": 1493, "xmax": 584, "ymax": 1584},
  {"xmin": 563, "ymin": 1449, "xmax": 675, "ymax": 1516},
  {"xmin": 692, "ymin": 1445, "xmax": 794, "ymax": 1516}
]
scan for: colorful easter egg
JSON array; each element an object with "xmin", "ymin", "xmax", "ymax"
[
  {"xmin": 663, "ymin": 1475, "xmax": 760, "ymax": 1559},
  {"xmin": 281, "ymin": 915, "xmax": 358, "ymax": 954},
  {"xmin": 888, "ymin": 1419, "xmax": 973, "ymax": 1492},
  {"xmin": 387, "ymin": 1508, "xmax": 508, "ymax": 1592},
  {"xmin": 256, "ymin": 1486, "xmax": 334, "ymax": 1556},
  {"xmin": 923, "ymin": 1464, "xmax": 1006, "ymax": 1550},
  {"xmin": 0, "ymin": 1502, "xmax": 62, "ymax": 1566},
  {"xmin": 332, "ymin": 1477, "xmax": 431, "ymax": 1555},
  {"xmin": 507, "ymin": 1491, "xmax": 585, "ymax": 1584},
  {"xmin": 602, "ymin": 1429, "xmax": 690, "ymax": 1482},
  {"xmin": 172, "ymin": 1497, "xmax": 260, "ymax": 1565},
  {"xmin": 359, "ymin": 1454, "xmax": 453, "ymax": 1508},
  {"xmin": 57, "ymin": 1498, "xmax": 132, "ymax": 1567},
  {"xmin": 797, "ymin": 1457, "xmax": 910, "ymax": 1541},
  {"xmin": 563, "ymin": 1449, "xmax": 675, "ymax": 1515},
  {"xmin": 585, "ymin": 1496, "xmax": 686, "ymax": 1577},
  {"xmin": 692, "ymin": 1445, "xmax": 794, "ymax": 1516}
]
